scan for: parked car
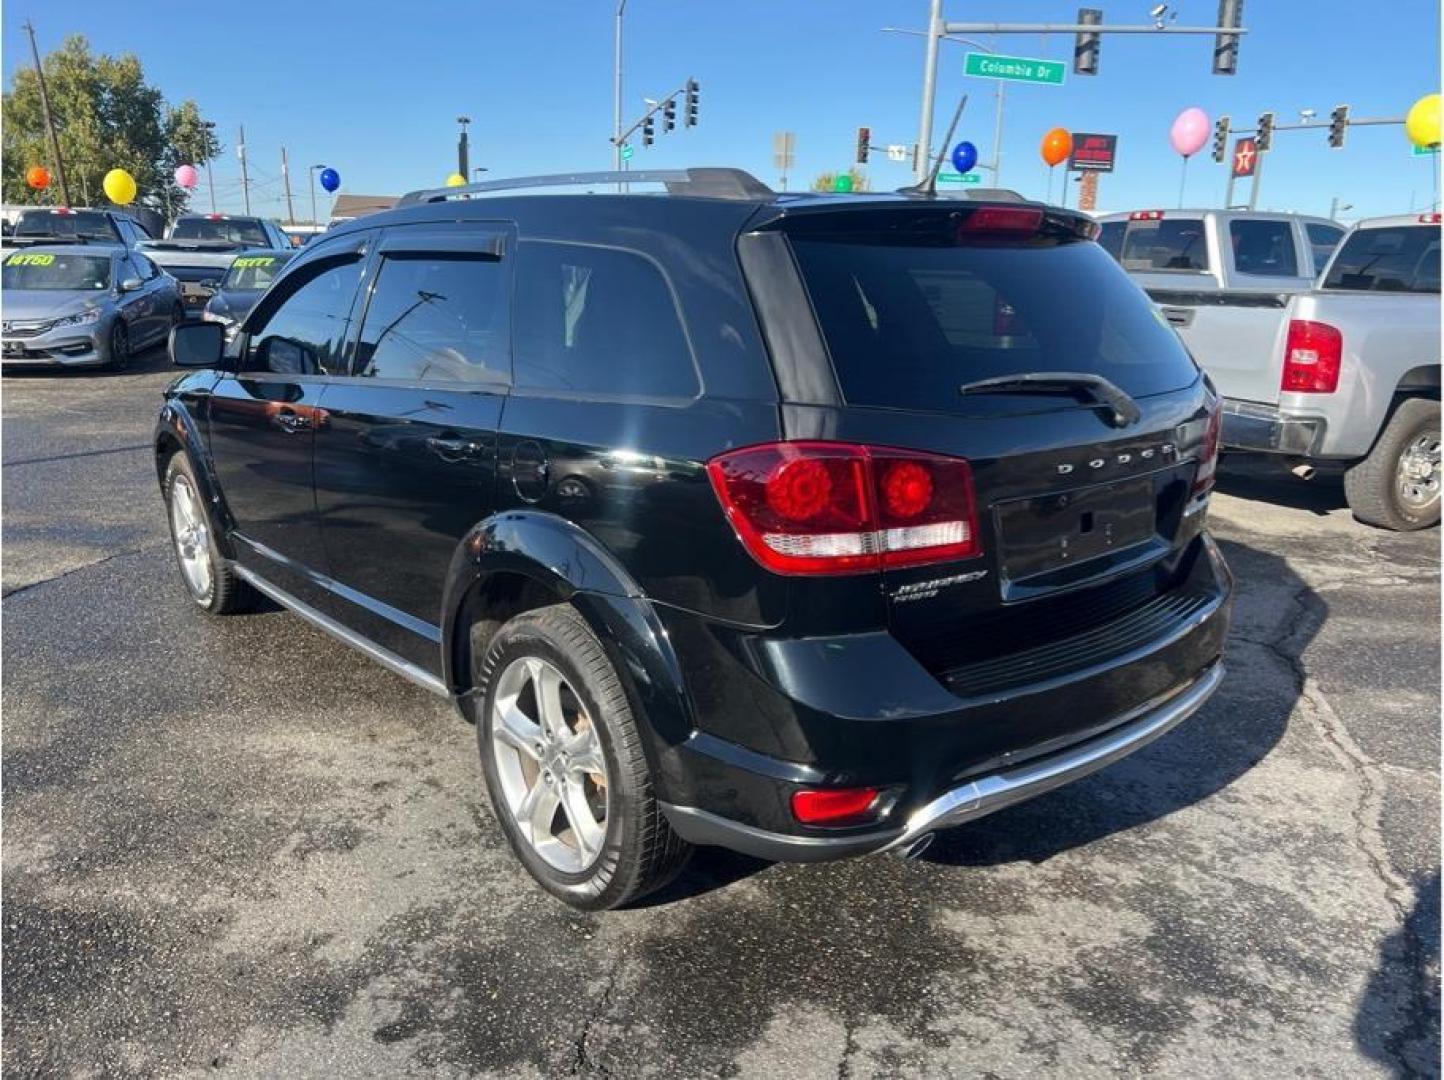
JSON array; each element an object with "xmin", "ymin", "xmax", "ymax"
[
  {"xmin": 202, "ymin": 249, "xmax": 298, "ymax": 341},
  {"xmin": 157, "ymin": 168, "xmax": 1231, "ymax": 909},
  {"xmin": 2, "ymin": 245, "xmax": 182, "ymax": 370},
  {"xmin": 10, "ymin": 206, "xmax": 155, "ymax": 250},
  {"xmin": 138, "ymin": 214, "xmax": 293, "ymax": 313},
  {"xmin": 1213, "ymin": 213, "xmax": 1440, "ymax": 529}
]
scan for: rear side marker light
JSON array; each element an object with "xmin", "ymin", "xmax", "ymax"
[
  {"xmin": 707, "ymin": 441, "xmax": 982, "ymax": 576},
  {"xmin": 1281, "ymin": 319, "xmax": 1343, "ymax": 394},
  {"xmin": 1130, "ymin": 210, "xmax": 1164, "ymax": 221},
  {"xmin": 792, "ymin": 787, "xmax": 880, "ymax": 826}
]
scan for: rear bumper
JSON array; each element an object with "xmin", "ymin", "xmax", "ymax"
[
  {"xmin": 1221, "ymin": 398, "xmax": 1325, "ymax": 456},
  {"xmin": 663, "ymin": 661, "xmax": 1224, "ymax": 861},
  {"xmin": 656, "ymin": 533, "xmax": 1233, "ymax": 860}
]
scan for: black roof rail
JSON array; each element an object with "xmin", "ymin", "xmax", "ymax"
[{"xmin": 397, "ymin": 167, "xmax": 774, "ymax": 206}]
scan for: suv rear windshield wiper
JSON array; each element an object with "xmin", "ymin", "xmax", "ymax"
[{"xmin": 959, "ymin": 371, "xmax": 1142, "ymax": 427}]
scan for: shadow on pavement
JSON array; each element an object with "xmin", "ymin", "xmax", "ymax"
[
  {"xmin": 1216, "ymin": 452, "xmax": 1349, "ymax": 516},
  {"xmin": 1355, "ymin": 869, "xmax": 1442, "ymax": 1078}
]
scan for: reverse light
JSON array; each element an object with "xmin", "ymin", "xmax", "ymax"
[
  {"xmin": 707, "ymin": 442, "xmax": 981, "ymax": 575},
  {"xmin": 1281, "ymin": 319, "xmax": 1343, "ymax": 393},
  {"xmin": 792, "ymin": 787, "xmax": 881, "ymax": 826}
]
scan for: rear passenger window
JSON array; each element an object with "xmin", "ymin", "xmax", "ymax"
[
  {"xmin": 1305, "ymin": 223, "xmax": 1345, "ymax": 275},
  {"xmin": 1229, "ymin": 219, "xmax": 1299, "ymax": 276},
  {"xmin": 353, "ymin": 255, "xmax": 508, "ymax": 383},
  {"xmin": 513, "ymin": 241, "xmax": 697, "ymax": 398},
  {"xmin": 1097, "ymin": 220, "xmax": 1125, "ymax": 260}
]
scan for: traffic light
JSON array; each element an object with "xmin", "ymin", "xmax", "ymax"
[
  {"xmin": 1213, "ymin": 0, "xmax": 1243, "ymax": 75},
  {"xmin": 685, "ymin": 79, "xmax": 699, "ymax": 127},
  {"xmin": 642, "ymin": 115, "xmax": 655, "ymax": 147},
  {"xmin": 855, "ymin": 126, "xmax": 871, "ymax": 165},
  {"xmin": 1256, "ymin": 110, "xmax": 1274, "ymax": 152},
  {"xmin": 1074, "ymin": 8, "xmax": 1102, "ymax": 76},
  {"xmin": 663, "ymin": 97, "xmax": 677, "ymax": 133},
  {"xmin": 1212, "ymin": 116, "xmax": 1231, "ymax": 163},
  {"xmin": 1328, "ymin": 104, "xmax": 1349, "ymax": 149}
]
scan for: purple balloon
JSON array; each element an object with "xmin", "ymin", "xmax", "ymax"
[
  {"xmin": 950, "ymin": 140, "xmax": 979, "ymax": 175},
  {"xmin": 1170, "ymin": 107, "xmax": 1211, "ymax": 157},
  {"xmin": 319, "ymin": 167, "xmax": 340, "ymax": 193}
]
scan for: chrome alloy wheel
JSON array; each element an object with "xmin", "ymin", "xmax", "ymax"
[
  {"xmin": 490, "ymin": 656, "xmax": 610, "ymax": 872},
  {"xmin": 169, "ymin": 473, "xmax": 212, "ymax": 599},
  {"xmin": 1397, "ymin": 431, "xmax": 1441, "ymax": 510}
]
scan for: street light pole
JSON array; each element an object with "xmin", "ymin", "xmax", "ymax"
[
  {"xmin": 614, "ymin": 0, "xmax": 628, "ymax": 183},
  {"xmin": 914, "ymin": 0, "xmax": 944, "ymax": 183}
]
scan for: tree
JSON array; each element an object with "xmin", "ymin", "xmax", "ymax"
[
  {"xmin": 2, "ymin": 34, "xmax": 220, "ymax": 215},
  {"xmin": 811, "ymin": 168, "xmax": 870, "ymax": 193}
]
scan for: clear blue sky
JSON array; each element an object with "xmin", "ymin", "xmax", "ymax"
[{"xmin": 6, "ymin": 1, "xmax": 1439, "ymax": 222}]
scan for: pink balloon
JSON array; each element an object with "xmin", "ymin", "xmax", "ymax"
[
  {"xmin": 174, "ymin": 164, "xmax": 199, "ymax": 189},
  {"xmin": 1170, "ymin": 107, "xmax": 1211, "ymax": 158}
]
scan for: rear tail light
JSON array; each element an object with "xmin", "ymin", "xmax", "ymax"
[
  {"xmin": 792, "ymin": 786, "xmax": 880, "ymax": 826},
  {"xmin": 707, "ymin": 442, "xmax": 982, "ymax": 575},
  {"xmin": 1192, "ymin": 403, "xmax": 1222, "ymax": 495},
  {"xmin": 1281, "ymin": 319, "xmax": 1343, "ymax": 393},
  {"xmin": 1129, "ymin": 210, "xmax": 1164, "ymax": 221},
  {"xmin": 960, "ymin": 206, "xmax": 1044, "ymax": 235}
]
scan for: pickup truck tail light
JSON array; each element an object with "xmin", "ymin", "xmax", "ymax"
[
  {"xmin": 1281, "ymin": 320, "xmax": 1343, "ymax": 393},
  {"xmin": 707, "ymin": 442, "xmax": 982, "ymax": 575},
  {"xmin": 1192, "ymin": 402, "xmax": 1223, "ymax": 495}
]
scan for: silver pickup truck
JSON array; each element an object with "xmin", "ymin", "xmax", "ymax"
[
  {"xmin": 137, "ymin": 214, "xmax": 291, "ymax": 312},
  {"xmin": 1100, "ymin": 209, "xmax": 1440, "ymax": 530}
]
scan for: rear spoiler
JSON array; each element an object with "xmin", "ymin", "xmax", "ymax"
[{"xmin": 138, "ymin": 239, "xmax": 246, "ymax": 252}]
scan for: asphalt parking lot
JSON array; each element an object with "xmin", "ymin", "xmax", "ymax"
[{"xmin": 3, "ymin": 350, "xmax": 1439, "ymax": 1078}]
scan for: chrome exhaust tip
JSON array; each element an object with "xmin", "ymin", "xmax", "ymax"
[
  {"xmin": 1291, "ymin": 463, "xmax": 1316, "ymax": 481},
  {"xmin": 898, "ymin": 832, "xmax": 935, "ymax": 860}
]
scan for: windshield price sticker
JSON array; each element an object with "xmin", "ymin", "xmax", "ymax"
[
  {"xmin": 7, "ymin": 252, "xmax": 56, "ymax": 266},
  {"xmin": 231, "ymin": 256, "xmax": 276, "ymax": 268}
]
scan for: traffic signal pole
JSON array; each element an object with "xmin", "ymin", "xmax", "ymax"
[{"xmin": 911, "ymin": 10, "xmax": 1250, "ymax": 183}]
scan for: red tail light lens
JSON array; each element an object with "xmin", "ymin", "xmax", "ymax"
[
  {"xmin": 1281, "ymin": 320, "xmax": 1343, "ymax": 393},
  {"xmin": 792, "ymin": 786, "xmax": 880, "ymax": 826},
  {"xmin": 960, "ymin": 206, "xmax": 1044, "ymax": 235},
  {"xmin": 707, "ymin": 442, "xmax": 982, "ymax": 575},
  {"xmin": 1193, "ymin": 403, "xmax": 1222, "ymax": 495}
]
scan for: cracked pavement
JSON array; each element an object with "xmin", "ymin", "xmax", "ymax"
[{"xmin": 3, "ymin": 355, "xmax": 1439, "ymax": 1077}]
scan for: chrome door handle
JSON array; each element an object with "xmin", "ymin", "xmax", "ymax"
[
  {"xmin": 274, "ymin": 410, "xmax": 311, "ymax": 432},
  {"xmin": 426, "ymin": 435, "xmax": 484, "ymax": 461}
]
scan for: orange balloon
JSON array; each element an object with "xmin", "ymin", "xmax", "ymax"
[
  {"xmin": 26, "ymin": 165, "xmax": 50, "ymax": 190},
  {"xmin": 1040, "ymin": 128, "xmax": 1073, "ymax": 167}
]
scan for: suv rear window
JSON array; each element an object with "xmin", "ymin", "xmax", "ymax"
[
  {"xmin": 1118, "ymin": 218, "xmax": 1207, "ymax": 272},
  {"xmin": 788, "ymin": 231, "xmax": 1199, "ymax": 411},
  {"xmin": 1322, "ymin": 226, "xmax": 1441, "ymax": 294},
  {"xmin": 170, "ymin": 217, "xmax": 271, "ymax": 246},
  {"xmin": 14, "ymin": 210, "xmax": 118, "ymax": 242}
]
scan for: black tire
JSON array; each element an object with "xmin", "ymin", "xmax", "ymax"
[
  {"xmin": 475, "ymin": 603, "xmax": 691, "ymax": 910},
  {"xmin": 1343, "ymin": 398, "xmax": 1441, "ymax": 531},
  {"xmin": 162, "ymin": 452, "xmax": 254, "ymax": 614},
  {"xmin": 107, "ymin": 319, "xmax": 130, "ymax": 372}
]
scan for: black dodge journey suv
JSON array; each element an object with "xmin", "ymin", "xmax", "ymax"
[{"xmin": 158, "ymin": 168, "xmax": 1231, "ymax": 909}]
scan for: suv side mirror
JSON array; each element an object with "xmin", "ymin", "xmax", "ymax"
[
  {"xmin": 119, "ymin": 276, "xmax": 143, "ymax": 293},
  {"xmin": 170, "ymin": 321, "xmax": 225, "ymax": 368}
]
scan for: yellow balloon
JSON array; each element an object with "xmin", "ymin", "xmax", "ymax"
[
  {"xmin": 102, "ymin": 168, "xmax": 137, "ymax": 205},
  {"xmin": 445, "ymin": 172, "xmax": 466, "ymax": 187},
  {"xmin": 1406, "ymin": 93, "xmax": 1441, "ymax": 149}
]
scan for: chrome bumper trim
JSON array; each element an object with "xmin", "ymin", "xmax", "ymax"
[{"xmin": 878, "ymin": 661, "xmax": 1225, "ymax": 852}]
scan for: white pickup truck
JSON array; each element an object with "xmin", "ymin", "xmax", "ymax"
[{"xmin": 1100, "ymin": 210, "xmax": 1440, "ymax": 530}]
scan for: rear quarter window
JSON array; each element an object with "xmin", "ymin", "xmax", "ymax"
[
  {"xmin": 788, "ymin": 233, "xmax": 1199, "ymax": 413},
  {"xmin": 1322, "ymin": 226, "xmax": 1441, "ymax": 294}
]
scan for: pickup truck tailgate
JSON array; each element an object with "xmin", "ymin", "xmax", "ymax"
[{"xmin": 1150, "ymin": 286, "xmax": 1289, "ymax": 406}]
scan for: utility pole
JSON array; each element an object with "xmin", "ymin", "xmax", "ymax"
[
  {"xmin": 309, "ymin": 165, "xmax": 323, "ymax": 229},
  {"xmin": 238, "ymin": 125, "xmax": 251, "ymax": 214},
  {"xmin": 203, "ymin": 121, "xmax": 218, "ymax": 213},
  {"xmin": 23, "ymin": 21, "xmax": 70, "ymax": 206},
  {"xmin": 280, "ymin": 147, "xmax": 296, "ymax": 225}
]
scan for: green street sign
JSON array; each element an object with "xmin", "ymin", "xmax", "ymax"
[
  {"xmin": 939, "ymin": 171, "xmax": 982, "ymax": 184},
  {"xmin": 620, "ymin": 144, "xmax": 635, "ymax": 161},
  {"xmin": 964, "ymin": 52, "xmax": 1066, "ymax": 86},
  {"xmin": 1412, "ymin": 143, "xmax": 1439, "ymax": 157}
]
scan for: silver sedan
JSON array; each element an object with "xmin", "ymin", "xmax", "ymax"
[{"xmin": 2, "ymin": 245, "xmax": 183, "ymax": 372}]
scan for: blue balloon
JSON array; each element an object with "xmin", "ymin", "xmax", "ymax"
[
  {"xmin": 951, "ymin": 141, "xmax": 978, "ymax": 175},
  {"xmin": 319, "ymin": 167, "xmax": 340, "ymax": 193}
]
